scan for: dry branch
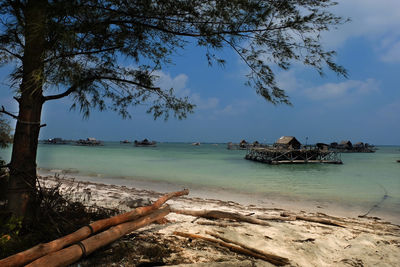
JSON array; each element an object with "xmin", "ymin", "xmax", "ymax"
[
  {"xmin": 294, "ymin": 215, "xmax": 345, "ymax": 227},
  {"xmin": 206, "ymin": 231, "xmax": 290, "ymax": 266},
  {"xmin": 27, "ymin": 206, "xmax": 170, "ymax": 267},
  {"xmin": 266, "ymin": 212, "xmax": 345, "ymax": 227},
  {"xmin": 256, "ymin": 215, "xmax": 296, "ymax": 222},
  {"xmin": 174, "ymin": 231, "xmax": 289, "ymax": 266},
  {"xmin": 196, "ymin": 221, "xmax": 241, "ymax": 228},
  {"xmin": 171, "ymin": 209, "xmax": 270, "ymax": 226},
  {"xmin": 0, "ymin": 189, "xmax": 188, "ymax": 267}
]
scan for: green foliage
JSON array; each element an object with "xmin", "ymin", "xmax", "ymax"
[
  {"xmin": 0, "ymin": 114, "xmax": 12, "ymax": 148},
  {"xmin": 0, "ymin": 0, "xmax": 347, "ymax": 119}
]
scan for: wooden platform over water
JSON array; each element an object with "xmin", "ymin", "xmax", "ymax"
[{"xmin": 245, "ymin": 147, "xmax": 342, "ymax": 165}]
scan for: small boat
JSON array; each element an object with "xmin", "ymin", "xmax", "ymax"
[
  {"xmin": 76, "ymin": 137, "xmax": 103, "ymax": 146},
  {"xmin": 120, "ymin": 140, "xmax": 131, "ymax": 144},
  {"xmin": 43, "ymin": 137, "xmax": 68, "ymax": 144},
  {"xmin": 192, "ymin": 142, "xmax": 200, "ymax": 146},
  {"xmin": 134, "ymin": 139, "xmax": 156, "ymax": 147}
]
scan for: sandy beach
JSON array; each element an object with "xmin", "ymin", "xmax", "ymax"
[{"xmin": 37, "ymin": 174, "xmax": 400, "ymax": 267}]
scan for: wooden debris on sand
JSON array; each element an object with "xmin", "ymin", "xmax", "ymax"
[
  {"xmin": 0, "ymin": 189, "xmax": 189, "ymax": 267},
  {"xmin": 174, "ymin": 231, "xmax": 290, "ymax": 266},
  {"xmin": 171, "ymin": 208, "xmax": 270, "ymax": 226}
]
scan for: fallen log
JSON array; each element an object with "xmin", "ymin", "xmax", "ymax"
[
  {"xmin": 27, "ymin": 206, "xmax": 170, "ymax": 267},
  {"xmin": 173, "ymin": 231, "xmax": 289, "ymax": 266},
  {"xmin": 0, "ymin": 189, "xmax": 188, "ymax": 267},
  {"xmin": 171, "ymin": 209, "xmax": 270, "ymax": 226},
  {"xmin": 206, "ymin": 231, "xmax": 290, "ymax": 266}
]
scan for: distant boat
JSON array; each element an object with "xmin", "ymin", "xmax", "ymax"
[
  {"xmin": 120, "ymin": 140, "xmax": 131, "ymax": 144},
  {"xmin": 192, "ymin": 142, "xmax": 200, "ymax": 146},
  {"xmin": 43, "ymin": 137, "xmax": 68, "ymax": 144},
  {"xmin": 76, "ymin": 137, "xmax": 103, "ymax": 146},
  {"xmin": 134, "ymin": 139, "xmax": 156, "ymax": 147}
]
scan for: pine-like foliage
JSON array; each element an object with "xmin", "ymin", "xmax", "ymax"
[{"xmin": 0, "ymin": 0, "xmax": 347, "ymax": 119}]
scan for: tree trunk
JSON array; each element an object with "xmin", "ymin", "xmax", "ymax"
[{"xmin": 7, "ymin": 0, "xmax": 46, "ymax": 218}]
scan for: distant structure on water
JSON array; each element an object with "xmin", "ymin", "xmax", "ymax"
[
  {"xmin": 134, "ymin": 139, "xmax": 156, "ymax": 147},
  {"xmin": 120, "ymin": 140, "xmax": 131, "ymax": 144},
  {"xmin": 227, "ymin": 139, "xmax": 265, "ymax": 150},
  {"xmin": 43, "ymin": 137, "xmax": 68, "ymax": 144},
  {"xmin": 330, "ymin": 140, "xmax": 375, "ymax": 153},
  {"xmin": 245, "ymin": 136, "xmax": 342, "ymax": 165},
  {"xmin": 76, "ymin": 137, "xmax": 103, "ymax": 146}
]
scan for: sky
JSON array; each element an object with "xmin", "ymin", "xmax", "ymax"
[{"xmin": 1, "ymin": 0, "xmax": 400, "ymax": 145}]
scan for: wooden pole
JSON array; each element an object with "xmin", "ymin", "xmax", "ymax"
[
  {"xmin": 206, "ymin": 231, "xmax": 290, "ymax": 265},
  {"xmin": 27, "ymin": 206, "xmax": 170, "ymax": 267},
  {"xmin": 0, "ymin": 189, "xmax": 188, "ymax": 267},
  {"xmin": 174, "ymin": 231, "xmax": 289, "ymax": 266}
]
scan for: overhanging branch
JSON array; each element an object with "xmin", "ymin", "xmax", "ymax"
[
  {"xmin": 43, "ymin": 75, "xmax": 161, "ymax": 102},
  {"xmin": 43, "ymin": 85, "xmax": 78, "ymax": 102},
  {"xmin": 1, "ymin": 106, "xmax": 18, "ymax": 120}
]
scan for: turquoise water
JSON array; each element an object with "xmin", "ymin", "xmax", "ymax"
[{"xmin": 1, "ymin": 143, "xmax": 399, "ymax": 218}]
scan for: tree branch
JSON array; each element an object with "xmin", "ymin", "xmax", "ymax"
[
  {"xmin": 42, "ymin": 85, "xmax": 78, "ymax": 102},
  {"xmin": 43, "ymin": 75, "xmax": 161, "ymax": 102},
  {"xmin": 44, "ymin": 46, "xmax": 124, "ymax": 63},
  {"xmin": 0, "ymin": 48, "xmax": 23, "ymax": 60},
  {"xmin": 1, "ymin": 106, "xmax": 18, "ymax": 120}
]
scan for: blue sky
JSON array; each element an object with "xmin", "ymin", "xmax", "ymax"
[{"xmin": 1, "ymin": 0, "xmax": 399, "ymax": 145}]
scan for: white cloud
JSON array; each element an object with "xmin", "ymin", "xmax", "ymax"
[
  {"xmin": 319, "ymin": 0, "xmax": 400, "ymax": 63},
  {"xmin": 324, "ymin": 0, "xmax": 400, "ymax": 47},
  {"xmin": 276, "ymin": 70, "xmax": 299, "ymax": 92},
  {"xmin": 154, "ymin": 71, "xmax": 220, "ymax": 112},
  {"xmin": 305, "ymin": 78, "xmax": 380, "ymax": 101},
  {"xmin": 191, "ymin": 93, "xmax": 219, "ymax": 110},
  {"xmin": 154, "ymin": 71, "xmax": 189, "ymax": 95}
]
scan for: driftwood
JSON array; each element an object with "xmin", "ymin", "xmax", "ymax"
[
  {"xmin": 206, "ymin": 231, "xmax": 290, "ymax": 266},
  {"xmin": 0, "ymin": 189, "xmax": 188, "ymax": 267},
  {"xmin": 196, "ymin": 221, "xmax": 242, "ymax": 228},
  {"xmin": 171, "ymin": 209, "xmax": 270, "ymax": 226},
  {"xmin": 174, "ymin": 231, "xmax": 289, "ymax": 266},
  {"xmin": 292, "ymin": 215, "xmax": 345, "ymax": 228},
  {"xmin": 256, "ymin": 215, "xmax": 296, "ymax": 222},
  {"xmin": 27, "ymin": 206, "xmax": 170, "ymax": 267},
  {"xmin": 254, "ymin": 212, "xmax": 345, "ymax": 227}
]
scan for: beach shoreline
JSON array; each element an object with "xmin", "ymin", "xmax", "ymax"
[
  {"xmin": 38, "ymin": 168, "xmax": 400, "ymax": 225},
  {"xmin": 36, "ymin": 174, "xmax": 400, "ymax": 266}
]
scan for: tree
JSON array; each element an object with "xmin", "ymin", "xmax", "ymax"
[{"xmin": 0, "ymin": 0, "xmax": 347, "ymax": 217}]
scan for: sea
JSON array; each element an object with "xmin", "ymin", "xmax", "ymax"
[{"xmin": 1, "ymin": 142, "xmax": 399, "ymax": 222}]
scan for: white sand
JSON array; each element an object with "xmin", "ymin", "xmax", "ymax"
[{"xmin": 39, "ymin": 175, "xmax": 400, "ymax": 267}]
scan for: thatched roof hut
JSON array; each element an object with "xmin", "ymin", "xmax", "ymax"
[
  {"xmin": 316, "ymin": 143, "xmax": 329, "ymax": 151},
  {"xmin": 275, "ymin": 136, "xmax": 301, "ymax": 149},
  {"xmin": 354, "ymin": 142, "xmax": 364, "ymax": 148},
  {"xmin": 330, "ymin": 142, "xmax": 338, "ymax": 148},
  {"xmin": 339, "ymin": 140, "xmax": 353, "ymax": 149}
]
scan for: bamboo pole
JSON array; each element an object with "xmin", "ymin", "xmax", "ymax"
[
  {"xmin": 27, "ymin": 206, "xmax": 170, "ymax": 267},
  {"xmin": 0, "ymin": 189, "xmax": 188, "ymax": 267}
]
